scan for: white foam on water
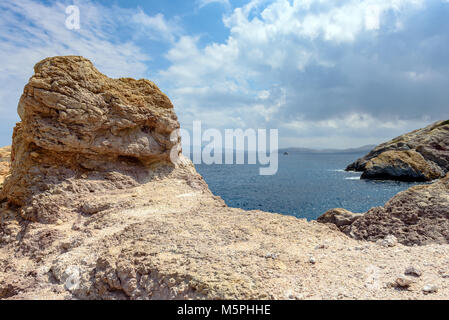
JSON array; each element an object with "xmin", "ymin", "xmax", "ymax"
[{"xmin": 345, "ymin": 176, "xmax": 361, "ymax": 180}]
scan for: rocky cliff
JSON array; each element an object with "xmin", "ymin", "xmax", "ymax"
[
  {"xmin": 1, "ymin": 57, "xmax": 449, "ymax": 300},
  {"xmin": 346, "ymin": 121, "xmax": 449, "ymax": 181}
]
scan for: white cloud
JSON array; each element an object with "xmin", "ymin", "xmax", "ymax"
[
  {"xmin": 365, "ymin": 5, "xmax": 381, "ymax": 30},
  {"xmin": 284, "ymin": 113, "xmax": 428, "ymax": 133},
  {"xmin": 223, "ymin": 0, "xmax": 425, "ymax": 43},
  {"xmin": 131, "ymin": 10, "xmax": 181, "ymax": 43},
  {"xmin": 162, "ymin": 0, "xmax": 426, "ymax": 89},
  {"xmin": 281, "ymin": 113, "xmax": 431, "ymax": 148},
  {"xmin": 159, "ymin": 0, "xmax": 433, "ymax": 149}
]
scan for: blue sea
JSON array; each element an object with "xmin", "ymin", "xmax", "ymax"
[{"xmin": 195, "ymin": 152, "xmax": 423, "ymax": 220}]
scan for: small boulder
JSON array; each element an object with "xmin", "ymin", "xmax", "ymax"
[
  {"xmin": 405, "ymin": 266, "xmax": 422, "ymax": 277},
  {"xmin": 395, "ymin": 275, "xmax": 414, "ymax": 288},
  {"xmin": 317, "ymin": 208, "xmax": 361, "ymax": 233},
  {"xmin": 81, "ymin": 202, "xmax": 111, "ymax": 215},
  {"xmin": 422, "ymin": 284, "xmax": 438, "ymax": 294},
  {"xmin": 315, "ymin": 243, "xmax": 328, "ymax": 250},
  {"xmin": 264, "ymin": 253, "xmax": 279, "ymax": 259},
  {"xmin": 377, "ymin": 235, "xmax": 398, "ymax": 248}
]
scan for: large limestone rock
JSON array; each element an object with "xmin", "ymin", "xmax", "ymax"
[
  {"xmin": 346, "ymin": 120, "xmax": 449, "ymax": 181},
  {"xmin": 1, "ymin": 56, "xmax": 192, "ymax": 223},
  {"xmin": 319, "ymin": 173, "xmax": 449, "ymax": 246}
]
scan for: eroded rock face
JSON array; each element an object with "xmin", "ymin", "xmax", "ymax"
[
  {"xmin": 0, "ymin": 146, "xmax": 11, "ymax": 188},
  {"xmin": 319, "ymin": 174, "xmax": 449, "ymax": 246},
  {"xmin": 0, "ymin": 56, "xmax": 190, "ymax": 223},
  {"xmin": 347, "ymin": 120, "xmax": 449, "ymax": 181},
  {"xmin": 361, "ymin": 150, "xmax": 441, "ymax": 181}
]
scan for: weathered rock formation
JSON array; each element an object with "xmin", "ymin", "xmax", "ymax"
[
  {"xmin": 319, "ymin": 173, "xmax": 449, "ymax": 246},
  {"xmin": 0, "ymin": 56, "xmax": 194, "ymax": 224},
  {"xmin": 1, "ymin": 56, "xmax": 449, "ymax": 300},
  {"xmin": 346, "ymin": 120, "xmax": 449, "ymax": 181}
]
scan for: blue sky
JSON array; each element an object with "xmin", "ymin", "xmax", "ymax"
[{"xmin": 0, "ymin": 0, "xmax": 448, "ymax": 148}]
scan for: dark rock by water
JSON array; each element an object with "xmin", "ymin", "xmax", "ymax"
[{"xmin": 346, "ymin": 120, "xmax": 449, "ymax": 181}]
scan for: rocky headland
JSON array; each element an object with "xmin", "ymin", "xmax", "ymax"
[
  {"xmin": 1, "ymin": 56, "xmax": 449, "ymax": 300},
  {"xmin": 346, "ymin": 121, "xmax": 449, "ymax": 181}
]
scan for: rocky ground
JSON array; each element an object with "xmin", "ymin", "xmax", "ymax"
[
  {"xmin": 347, "ymin": 120, "xmax": 449, "ymax": 181},
  {"xmin": 1, "ymin": 163, "xmax": 449, "ymax": 300},
  {"xmin": 1, "ymin": 56, "xmax": 448, "ymax": 300}
]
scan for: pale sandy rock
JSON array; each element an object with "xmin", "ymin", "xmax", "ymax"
[
  {"xmin": 0, "ymin": 146, "xmax": 11, "ymax": 187},
  {"xmin": 405, "ymin": 266, "xmax": 422, "ymax": 277},
  {"xmin": 376, "ymin": 235, "xmax": 398, "ymax": 248},
  {"xmin": 1, "ymin": 56, "xmax": 190, "ymax": 224},
  {"xmin": 422, "ymin": 285, "xmax": 438, "ymax": 294},
  {"xmin": 347, "ymin": 120, "xmax": 449, "ymax": 181},
  {"xmin": 317, "ymin": 208, "xmax": 361, "ymax": 234},
  {"xmin": 395, "ymin": 276, "xmax": 415, "ymax": 288}
]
